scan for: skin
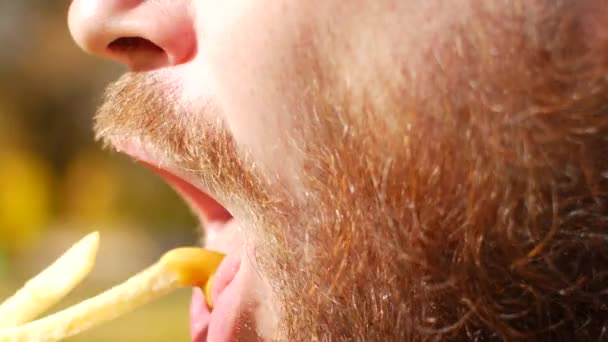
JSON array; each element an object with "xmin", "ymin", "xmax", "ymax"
[{"xmin": 69, "ymin": 0, "xmax": 608, "ymax": 340}]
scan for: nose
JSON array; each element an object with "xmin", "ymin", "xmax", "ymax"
[{"xmin": 68, "ymin": 0, "xmax": 196, "ymax": 71}]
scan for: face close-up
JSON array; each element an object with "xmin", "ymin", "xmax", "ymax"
[{"xmin": 67, "ymin": 0, "xmax": 608, "ymax": 341}]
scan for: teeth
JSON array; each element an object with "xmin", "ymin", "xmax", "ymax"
[{"xmin": 0, "ymin": 234, "xmax": 224, "ymax": 342}]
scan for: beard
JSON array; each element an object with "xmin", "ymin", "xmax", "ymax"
[{"xmin": 94, "ymin": 9, "xmax": 608, "ymax": 340}]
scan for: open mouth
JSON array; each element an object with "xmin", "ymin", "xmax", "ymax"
[
  {"xmin": 147, "ymin": 164, "xmax": 233, "ymax": 231},
  {"xmin": 113, "ymin": 141, "xmax": 243, "ymax": 342}
]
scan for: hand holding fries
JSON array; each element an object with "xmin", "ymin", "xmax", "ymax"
[{"xmin": 0, "ymin": 233, "xmax": 224, "ymax": 342}]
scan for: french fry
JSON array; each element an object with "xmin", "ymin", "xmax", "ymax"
[
  {"xmin": 0, "ymin": 236, "xmax": 224, "ymax": 342},
  {"xmin": 0, "ymin": 232, "xmax": 99, "ymax": 328}
]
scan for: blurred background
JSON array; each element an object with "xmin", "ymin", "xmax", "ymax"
[{"xmin": 0, "ymin": 2, "xmax": 198, "ymax": 340}]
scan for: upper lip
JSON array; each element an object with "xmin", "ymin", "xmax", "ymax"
[
  {"xmin": 109, "ymin": 137, "xmax": 233, "ymax": 227},
  {"xmin": 145, "ymin": 164, "xmax": 233, "ymax": 227}
]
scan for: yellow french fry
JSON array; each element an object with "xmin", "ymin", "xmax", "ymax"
[
  {"xmin": 0, "ymin": 232, "xmax": 99, "ymax": 328},
  {"xmin": 0, "ymin": 237, "xmax": 223, "ymax": 342}
]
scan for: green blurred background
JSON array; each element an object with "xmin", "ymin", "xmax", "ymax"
[{"xmin": 0, "ymin": 2, "xmax": 199, "ymax": 340}]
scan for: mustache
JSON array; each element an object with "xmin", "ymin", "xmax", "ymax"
[
  {"xmin": 94, "ymin": 72, "xmax": 226, "ymax": 161},
  {"xmin": 94, "ymin": 72, "xmax": 273, "ymax": 219}
]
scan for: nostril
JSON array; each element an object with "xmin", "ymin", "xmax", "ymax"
[
  {"xmin": 107, "ymin": 37, "xmax": 168, "ymax": 71},
  {"xmin": 108, "ymin": 37, "xmax": 163, "ymax": 54}
]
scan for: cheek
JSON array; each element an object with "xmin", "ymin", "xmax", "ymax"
[{"xmin": 196, "ymin": 0, "xmax": 314, "ymax": 180}]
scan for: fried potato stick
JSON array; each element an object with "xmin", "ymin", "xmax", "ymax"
[
  {"xmin": 0, "ymin": 239, "xmax": 223, "ymax": 342},
  {"xmin": 0, "ymin": 232, "xmax": 100, "ymax": 328}
]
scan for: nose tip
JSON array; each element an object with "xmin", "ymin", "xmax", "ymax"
[{"xmin": 68, "ymin": 0, "xmax": 196, "ymax": 71}]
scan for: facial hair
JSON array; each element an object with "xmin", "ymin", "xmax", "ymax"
[{"xmin": 95, "ymin": 6, "xmax": 608, "ymax": 340}]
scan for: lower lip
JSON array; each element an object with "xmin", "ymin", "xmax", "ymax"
[{"xmin": 191, "ymin": 252, "xmax": 242, "ymax": 342}]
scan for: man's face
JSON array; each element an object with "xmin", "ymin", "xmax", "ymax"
[{"xmin": 69, "ymin": 1, "xmax": 608, "ymax": 341}]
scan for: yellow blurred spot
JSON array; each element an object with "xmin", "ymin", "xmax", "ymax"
[
  {"xmin": 61, "ymin": 151, "xmax": 121, "ymax": 224},
  {"xmin": 0, "ymin": 149, "xmax": 51, "ymax": 253}
]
